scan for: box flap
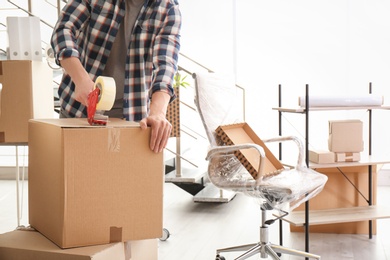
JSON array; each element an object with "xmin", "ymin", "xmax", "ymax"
[
  {"xmin": 29, "ymin": 118, "xmax": 140, "ymax": 128},
  {"xmin": 216, "ymin": 123, "xmax": 284, "ymax": 179}
]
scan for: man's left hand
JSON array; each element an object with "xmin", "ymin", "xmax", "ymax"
[{"xmin": 140, "ymin": 113, "xmax": 171, "ymax": 153}]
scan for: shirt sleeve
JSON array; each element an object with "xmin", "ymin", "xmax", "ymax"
[
  {"xmin": 150, "ymin": 4, "xmax": 182, "ymax": 103},
  {"xmin": 50, "ymin": 0, "xmax": 91, "ymax": 66}
]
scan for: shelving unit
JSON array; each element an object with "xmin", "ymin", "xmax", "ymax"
[{"xmin": 273, "ymin": 83, "xmax": 390, "ymax": 257}]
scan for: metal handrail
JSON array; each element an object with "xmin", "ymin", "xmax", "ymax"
[{"xmin": 6, "ymin": 0, "xmax": 54, "ymax": 28}]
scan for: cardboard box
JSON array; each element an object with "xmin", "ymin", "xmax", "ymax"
[
  {"xmin": 0, "ymin": 230, "xmax": 126, "ymax": 260},
  {"xmin": 328, "ymin": 120, "xmax": 364, "ymax": 152},
  {"xmin": 335, "ymin": 152, "xmax": 361, "ymax": 162},
  {"xmin": 0, "ymin": 60, "xmax": 53, "ymax": 143},
  {"xmin": 0, "ymin": 230, "xmax": 158, "ymax": 260},
  {"xmin": 215, "ymin": 123, "xmax": 284, "ymax": 179},
  {"xmin": 126, "ymin": 239, "xmax": 158, "ymax": 260},
  {"xmin": 28, "ymin": 118, "xmax": 164, "ymax": 248},
  {"xmin": 309, "ymin": 150, "xmax": 335, "ymax": 164}
]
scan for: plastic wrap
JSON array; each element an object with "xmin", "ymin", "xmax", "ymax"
[
  {"xmin": 193, "ymin": 72, "xmax": 241, "ymax": 146},
  {"xmin": 194, "ymin": 71, "xmax": 328, "ymax": 212},
  {"xmin": 206, "ymin": 146, "xmax": 327, "ymax": 211}
]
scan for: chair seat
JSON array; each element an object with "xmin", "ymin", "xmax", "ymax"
[{"xmin": 209, "ymin": 166, "xmax": 327, "ymax": 211}]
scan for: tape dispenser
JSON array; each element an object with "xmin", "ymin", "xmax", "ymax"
[{"xmin": 87, "ymin": 76, "xmax": 116, "ymax": 126}]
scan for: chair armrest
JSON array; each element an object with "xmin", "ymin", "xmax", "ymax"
[
  {"xmin": 262, "ymin": 136, "xmax": 305, "ymax": 169},
  {"xmin": 206, "ymin": 143, "xmax": 266, "ymax": 178}
]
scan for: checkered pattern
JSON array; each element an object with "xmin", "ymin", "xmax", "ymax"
[{"xmin": 51, "ymin": 0, "xmax": 181, "ymax": 121}]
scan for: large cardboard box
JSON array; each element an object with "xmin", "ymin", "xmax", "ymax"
[
  {"xmin": 0, "ymin": 60, "xmax": 53, "ymax": 143},
  {"xmin": 328, "ymin": 119, "xmax": 364, "ymax": 152},
  {"xmin": 215, "ymin": 123, "xmax": 284, "ymax": 179},
  {"xmin": 0, "ymin": 230, "xmax": 126, "ymax": 260},
  {"xmin": 28, "ymin": 118, "xmax": 164, "ymax": 249}
]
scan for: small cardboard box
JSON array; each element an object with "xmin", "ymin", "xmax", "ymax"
[
  {"xmin": 309, "ymin": 150, "xmax": 335, "ymax": 164},
  {"xmin": 328, "ymin": 119, "xmax": 364, "ymax": 152},
  {"xmin": 215, "ymin": 123, "xmax": 284, "ymax": 179},
  {"xmin": 0, "ymin": 230, "xmax": 125, "ymax": 260},
  {"xmin": 28, "ymin": 118, "xmax": 164, "ymax": 249},
  {"xmin": 0, "ymin": 60, "xmax": 53, "ymax": 143},
  {"xmin": 335, "ymin": 152, "xmax": 361, "ymax": 162}
]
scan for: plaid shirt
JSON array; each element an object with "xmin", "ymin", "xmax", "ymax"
[{"xmin": 51, "ymin": 0, "xmax": 181, "ymax": 121}]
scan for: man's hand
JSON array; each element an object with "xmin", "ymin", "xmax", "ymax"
[
  {"xmin": 60, "ymin": 57, "xmax": 94, "ymax": 106},
  {"xmin": 74, "ymin": 77, "xmax": 94, "ymax": 106},
  {"xmin": 140, "ymin": 113, "xmax": 172, "ymax": 153},
  {"xmin": 140, "ymin": 91, "xmax": 172, "ymax": 153}
]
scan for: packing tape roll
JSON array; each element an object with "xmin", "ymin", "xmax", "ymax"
[{"xmin": 94, "ymin": 76, "xmax": 116, "ymax": 111}]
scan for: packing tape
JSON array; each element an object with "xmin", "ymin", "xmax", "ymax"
[
  {"xmin": 94, "ymin": 76, "xmax": 116, "ymax": 111},
  {"xmin": 108, "ymin": 128, "xmax": 120, "ymax": 152}
]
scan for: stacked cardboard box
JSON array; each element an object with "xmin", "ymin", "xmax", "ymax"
[
  {"xmin": 1, "ymin": 118, "xmax": 163, "ymax": 259},
  {"xmin": 308, "ymin": 120, "xmax": 364, "ymax": 164},
  {"xmin": 309, "ymin": 150, "xmax": 335, "ymax": 164},
  {"xmin": 0, "ymin": 60, "xmax": 163, "ymax": 258},
  {"xmin": 0, "ymin": 230, "xmax": 126, "ymax": 259},
  {"xmin": 27, "ymin": 118, "xmax": 163, "ymax": 258},
  {"xmin": 0, "ymin": 60, "xmax": 54, "ymax": 143},
  {"xmin": 0, "ymin": 230, "xmax": 158, "ymax": 259},
  {"xmin": 28, "ymin": 118, "xmax": 164, "ymax": 249},
  {"xmin": 328, "ymin": 119, "xmax": 363, "ymax": 162}
]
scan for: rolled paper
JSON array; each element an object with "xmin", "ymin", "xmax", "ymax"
[{"xmin": 299, "ymin": 94, "xmax": 384, "ymax": 107}]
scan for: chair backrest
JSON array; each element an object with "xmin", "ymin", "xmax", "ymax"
[
  {"xmin": 193, "ymin": 71, "xmax": 258, "ymax": 190},
  {"xmin": 193, "ymin": 71, "xmax": 328, "ymax": 211},
  {"xmin": 193, "ymin": 72, "xmax": 243, "ymax": 146}
]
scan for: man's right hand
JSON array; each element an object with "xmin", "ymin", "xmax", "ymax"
[
  {"xmin": 59, "ymin": 57, "xmax": 94, "ymax": 106},
  {"xmin": 74, "ymin": 77, "xmax": 95, "ymax": 106}
]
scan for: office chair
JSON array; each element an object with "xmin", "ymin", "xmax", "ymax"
[{"xmin": 193, "ymin": 71, "xmax": 328, "ymax": 260}]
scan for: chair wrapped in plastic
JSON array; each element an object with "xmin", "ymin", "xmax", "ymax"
[{"xmin": 193, "ymin": 71, "xmax": 328, "ymax": 260}]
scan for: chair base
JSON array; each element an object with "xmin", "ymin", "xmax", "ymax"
[
  {"xmin": 216, "ymin": 242, "xmax": 321, "ymax": 260},
  {"xmin": 193, "ymin": 184, "xmax": 236, "ymax": 203}
]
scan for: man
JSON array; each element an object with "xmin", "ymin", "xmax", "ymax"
[{"xmin": 51, "ymin": 0, "xmax": 182, "ymax": 153}]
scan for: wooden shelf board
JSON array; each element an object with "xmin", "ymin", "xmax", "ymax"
[
  {"xmin": 309, "ymin": 154, "xmax": 390, "ymax": 169},
  {"xmin": 278, "ymin": 205, "xmax": 390, "ymax": 227}
]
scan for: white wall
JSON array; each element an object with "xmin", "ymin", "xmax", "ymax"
[
  {"xmin": 1, "ymin": 1, "xmax": 389, "ymax": 166},
  {"xmin": 179, "ymin": 0, "xmax": 390, "ymax": 162}
]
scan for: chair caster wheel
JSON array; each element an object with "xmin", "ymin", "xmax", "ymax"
[
  {"xmin": 216, "ymin": 254, "xmax": 225, "ymax": 260},
  {"xmin": 159, "ymin": 228, "xmax": 170, "ymax": 241}
]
